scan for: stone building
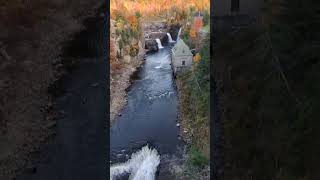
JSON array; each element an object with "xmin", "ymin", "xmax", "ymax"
[{"xmin": 171, "ymin": 39, "xmax": 193, "ymax": 74}]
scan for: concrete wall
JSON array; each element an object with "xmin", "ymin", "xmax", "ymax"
[
  {"xmin": 172, "ymin": 55, "xmax": 193, "ymax": 73},
  {"xmin": 213, "ymin": 0, "xmax": 263, "ymax": 17}
]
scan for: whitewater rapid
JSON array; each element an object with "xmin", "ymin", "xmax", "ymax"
[
  {"xmin": 167, "ymin": 33, "xmax": 175, "ymax": 43},
  {"xmin": 156, "ymin": 38, "xmax": 164, "ymax": 49},
  {"xmin": 110, "ymin": 145, "xmax": 160, "ymax": 180}
]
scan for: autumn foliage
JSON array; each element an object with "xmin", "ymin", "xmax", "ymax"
[
  {"xmin": 189, "ymin": 16, "xmax": 203, "ymax": 39},
  {"xmin": 111, "ymin": 0, "xmax": 209, "ymax": 21},
  {"xmin": 127, "ymin": 15, "xmax": 139, "ymax": 31},
  {"xmin": 110, "ymin": 0, "xmax": 209, "ymax": 72},
  {"xmin": 193, "ymin": 53, "xmax": 201, "ymax": 63}
]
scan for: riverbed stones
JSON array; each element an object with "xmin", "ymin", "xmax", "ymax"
[
  {"xmin": 123, "ymin": 55, "xmax": 131, "ymax": 63},
  {"xmin": 184, "ymin": 130, "xmax": 188, "ymax": 133}
]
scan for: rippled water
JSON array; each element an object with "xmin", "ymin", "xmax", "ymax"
[{"xmin": 110, "ymin": 46, "xmax": 182, "ymax": 167}]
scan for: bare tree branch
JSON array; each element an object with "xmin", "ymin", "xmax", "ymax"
[
  {"xmin": 0, "ymin": 42, "xmax": 11, "ymax": 61},
  {"xmin": 264, "ymin": 32, "xmax": 302, "ymax": 105}
]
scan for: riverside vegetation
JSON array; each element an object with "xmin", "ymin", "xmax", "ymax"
[{"xmin": 175, "ymin": 7, "xmax": 210, "ymax": 179}]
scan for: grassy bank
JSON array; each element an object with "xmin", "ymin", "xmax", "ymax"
[{"xmin": 0, "ymin": 1, "xmax": 103, "ymax": 178}]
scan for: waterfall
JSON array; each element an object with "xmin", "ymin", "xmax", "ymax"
[
  {"xmin": 110, "ymin": 145, "xmax": 160, "ymax": 180},
  {"xmin": 176, "ymin": 27, "xmax": 182, "ymax": 41},
  {"xmin": 155, "ymin": 38, "xmax": 164, "ymax": 49},
  {"xmin": 166, "ymin": 33, "xmax": 175, "ymax": 43}
]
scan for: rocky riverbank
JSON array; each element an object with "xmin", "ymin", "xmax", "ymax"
[
  {"xmin": 110, "ymin": 59, "xmax": 144, "ymax": 121},
  {"xmin": 171, "ymin": 21, "xmax": 210, "ymax": 179},
  {"xmin": 173, "ymin": 65, "xmax": 210, "ymax": 180},
  {"xmin": 110, "ymin": 21, "xmax": 172, "ymax": 122},
  {"xmin": 109, "ymin": 19, "xmax": 145, "ymax": 121}
]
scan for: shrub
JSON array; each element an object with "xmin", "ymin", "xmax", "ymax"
[{"xmin": 189, "ymin": 145, "xmax": 208, "ymax": 168}]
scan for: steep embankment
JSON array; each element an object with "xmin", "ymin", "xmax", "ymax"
[
  {"xmin": 173, "ymin": 13, "xmax": 210, "ymax": 179},
  {"xmin": 110, "ymin": 19, "xmax": 145, "ymax": 121},
  {"xmin": 0, "ymin": 1, "xmax": 104, "ymax": 179}
]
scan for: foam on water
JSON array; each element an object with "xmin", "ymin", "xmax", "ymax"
[
  {"xmin": 110, "ymin": 145, "xmax": 160, "ymax": 180},
  {"xmin": 176, "ymin": 28, "xmax": 182, "ymax": 41},
  {"xmin": 155, "ymin": 38, "xmax": 164, "ymax": 49},
  {"xmin": 167, "ymin": 33, "xmax": 175, "ymax": 43}
]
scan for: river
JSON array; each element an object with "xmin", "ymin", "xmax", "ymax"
[{"xmin": 110, "ymin": 44, "xmax": 183, "ymax": 179}]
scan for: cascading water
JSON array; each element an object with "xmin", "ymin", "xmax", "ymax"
[
  {"xmin": 176, "ymin": 27, "xmax": 182, "ymax": 41},
  {"xmin": 167, "ymin": 33, "xmax": 175, "ymax": 43},
  {"xmin": 110, "ymin": 145, "xmax": 160, "ymax": 180},
  {"xmin": 155, "ymin": 38, "xmax": 164, "ymax": 49}
]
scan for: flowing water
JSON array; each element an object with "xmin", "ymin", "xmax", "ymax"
[
  {"xmin": 110, "ymin": 46, "xmax": 182, "ymax": 179},
  {"xmin": 155, "ymin": 38, "xmax": 164, "ymax": 49},
  {"xmin": 110, "ymin": 145, "xmax": 160, "ymax": 180},
  {"xmin": 176, "ymin": 28, "xmax": 182, "ymax": 41},
  {"xmin": 167, "ymin": 33, "xmax": 175, "ymax": 43}
]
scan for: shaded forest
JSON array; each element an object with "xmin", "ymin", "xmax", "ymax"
[{"xmin": 214, "ymin": 0, "xmax": 320, "ymax": 179}]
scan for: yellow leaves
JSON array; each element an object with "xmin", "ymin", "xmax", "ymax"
[
  {"xmin": 123, "ymin": 1, "xmax": 129, "ymax": 10},
  {"xmin": 116, "ymin": 20, "xmax": 124, "ymax": 30},
  {"xmin": 194, "ymin": 0, "xmax": 210, "ymax": 11},
  {"xmin": 129, "ymin": 43, "xmax": 139, "ymax": 57},
  {"xmin": 189, "ymin": 16, "xmax": 203, "ymax": 39},
  {"xmin": 189, "ymin": 28, "xmax": 197, "ymax": 39},
  {"xmin": 110, "ymin": 0, "xmax": 210, "ymax": 20},
  {"xmin": 193, "ymin": 53, "xmax": 201, "ymax": 63}
]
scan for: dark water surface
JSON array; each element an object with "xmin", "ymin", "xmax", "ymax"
[{"xmin": 110, "ymin": 46, "xmax": 182, "ymax": 163}]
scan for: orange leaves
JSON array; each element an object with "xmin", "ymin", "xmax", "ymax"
[
  {"xmin": 127, "ymin": 15, "xmax": 138, "ymax": 31},
  {"xmin": 193, "ymin": 53, "xmax": 201, "ymax": 63},
  {"xmin": 194, "ymin": 0, "xmax": 209, "ymax": 11},
  {"xmin": 189, "ymin": 28, "xmax": 197, "ymax": 39},
  {"xmin": 110, "ymin": 0, "xmax": 210, "ymax": 20},
  {"xmin": 189, "ymin": 16, "xmax": 203, "ymax": 39}
]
